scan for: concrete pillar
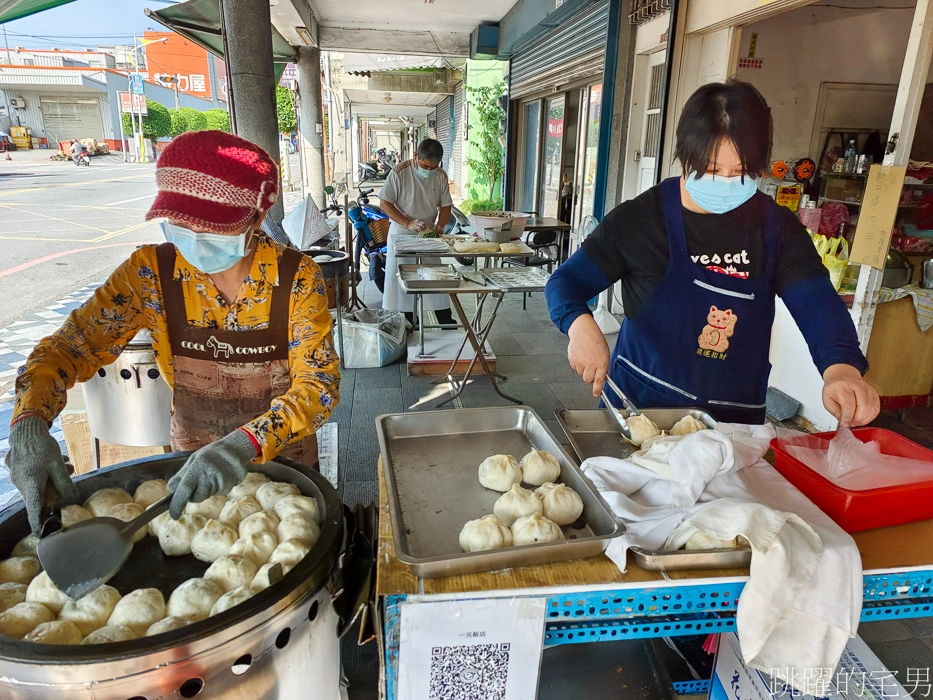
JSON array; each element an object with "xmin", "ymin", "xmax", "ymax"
[
  {"xmin": 602, "ymin": 1, "xmax": 638, "ymax": 214},
  {"xmin": 220, "ymin": 0, "xmax": 283, "ymax": 223},
  {"xmin": 297, "ymin": 46, "xmax": 326, "ymax": 209}
]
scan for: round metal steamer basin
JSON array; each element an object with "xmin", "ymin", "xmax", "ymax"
[{"xmin": 0, "ymin": 454, "xmax": 344, "ymax": 700}]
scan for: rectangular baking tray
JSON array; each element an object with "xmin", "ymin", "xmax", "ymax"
[
  {"xmin": 377, "ymin": 407, "xmax": 625, "ymax": 578},
  {"xmin": 554, "ymin": 409, "xmax": 751, "ymax": 572},
  {"xmin": 399, "ymin": 264, "xmax": 462, "ymax": 289},
  {"xmin": 480, "ymin": 267, "xmax": 550, "ymax": 293}
]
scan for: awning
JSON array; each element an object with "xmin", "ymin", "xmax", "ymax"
[
  {"xmin": 342, "ymin": 53, "xmax": 452, "ymax": 75},
  {"xmin": 0, "ymin": 0, "xmax": 76, "ymax": 24},
  {"xmin": 145, "ymin": 0, "xmax": 296, "ymax": 75}
]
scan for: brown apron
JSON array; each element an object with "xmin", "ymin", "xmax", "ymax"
[{"xmin": 156, "ymin": 243, "xmax": 318, "ymax": 470}]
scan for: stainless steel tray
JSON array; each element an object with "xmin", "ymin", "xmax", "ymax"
[
  {"xmin": 480, "ymin": 267, "xmax": 550, "ymax": 292},
  {"xmin": 554, "ymin": 409, "xmax": 750, "ymax": 572},
  {"xmin": 376, "ymin": 407, "xmax": 625, "ymax": 578},
  {"xmin": 399, "ymin": 264, "xmax": 462, "ymax": 289}
]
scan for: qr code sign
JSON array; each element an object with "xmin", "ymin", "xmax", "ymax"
[{"xmin": 429, "ymin": 643, "xmax": 510, "ymax": 699}]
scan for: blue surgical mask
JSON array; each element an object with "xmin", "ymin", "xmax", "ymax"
[
  {"xmin": 414, "ymin": 163, "xmax": 432, "ymax": 180},
  {"xmin": 684, "ymin": 173, "xmax": 758, "ymax": 214},
  {"xmin": 161, "ymin": 222, "xmax": 250, "ymax": 274}
]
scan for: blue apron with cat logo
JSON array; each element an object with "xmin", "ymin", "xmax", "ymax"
[{"xmin": 608, "ymin": 177, "xmax": 780, "ymax": 424}]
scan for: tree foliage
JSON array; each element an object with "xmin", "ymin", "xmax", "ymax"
[
  {"xmin": 121, "ymin": 100, "xmax": 171, "ymax": 141},
  {"xmin": 465, "ymin": 81, "xmax": 506, "ymax": 201},
  {"xmin": 204, "ymin": 109, "xmax": 232, "ymax": 133},
  {"xmin": 276, "ymin": 86, "xmax": 297, "ymax": 134},
  {"xmin": 178, "ymin": 107, "xmax": 208, "ymax": 132}
]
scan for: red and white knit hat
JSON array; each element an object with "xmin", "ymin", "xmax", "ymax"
[{"xmin": 146, "ymin": 130, "xmax": 279, "ymax": 233}]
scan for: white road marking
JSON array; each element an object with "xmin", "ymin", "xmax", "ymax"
[{"xmin": 102, "ymin": 193, "xmax": 155, "ymax": 206}]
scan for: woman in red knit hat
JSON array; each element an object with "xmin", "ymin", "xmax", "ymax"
[{"xmin": 6, "ymin": 131, "xmax": 340, "ymax": 530}]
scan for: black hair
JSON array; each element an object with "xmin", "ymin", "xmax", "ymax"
[
  {"xmin": 416, "ymin": 138, "xmax": 444, "ymax": 163},
  {"xmin": 674, "ymin": 80, "xmax": 772, "ymax": 179}
]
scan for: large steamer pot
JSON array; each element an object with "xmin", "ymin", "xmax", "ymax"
[
  {"xmin": 82, "ymin": 329, "xmax": 173, "ymax": 447},
  {"xmin": 0, "ymin": 454, "xmax": 344, "ymax": 700},
  {"xmin": 303, "ymin": 248, "xmax": 349, "ymax": 310}
]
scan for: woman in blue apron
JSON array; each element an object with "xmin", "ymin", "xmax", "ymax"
[{"xmin": 545, "ymin": 81, "xmax": 879, "ymax": 426}]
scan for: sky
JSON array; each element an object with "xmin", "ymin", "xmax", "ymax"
[{"xmin": 2, "ymin": 0, "xmax": 174, "ymax": 51}]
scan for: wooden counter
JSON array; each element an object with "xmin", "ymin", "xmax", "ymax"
[{"xmin": 865, "ymin": 296, "xmax": 933, "ymax": 408}]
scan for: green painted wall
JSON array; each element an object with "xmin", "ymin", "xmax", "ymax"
[{"xmin": 463, "ymin": 58, "xmax": 507, "ymax": 201}]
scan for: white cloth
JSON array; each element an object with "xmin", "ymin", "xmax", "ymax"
[
  {"xmin": 580, "ymin": 424, "xmax": 861, "ymax": 692},
  {"xmin": 382, "ymin": 222, "xmax": 450, "ymax": 313}
]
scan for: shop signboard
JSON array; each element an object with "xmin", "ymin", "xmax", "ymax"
[
  {"xmin": 119, "ymin": 92, "xmax": 148, "ymax": 115},
  {"xmin": 130, "ymin": 73, "xmax": 145, "ymax": 95},
  {"xmin": 850, "ymin": 164, "xmax": 907, "ymax": 269}
]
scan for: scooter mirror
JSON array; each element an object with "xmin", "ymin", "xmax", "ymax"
[{"xmin": 324, "ymin": 186, "xmax": 335, "ymax": 195}]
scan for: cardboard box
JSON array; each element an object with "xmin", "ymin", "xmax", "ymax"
[{"xmin": 709, "ymin": 632, "xmax": 910, "ymax": 699}]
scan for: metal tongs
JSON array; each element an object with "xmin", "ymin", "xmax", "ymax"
[{"xmin": 601, "ymin": 376, "xmax": 642, "ymax": 443}]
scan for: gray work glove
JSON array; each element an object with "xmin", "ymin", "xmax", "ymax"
[
  {"xmin": 168, "ymin": 430, "xmax": 257, "ymax": 519},
  {"xmin": 6, "ymin": 415, "xmax": 79, "ymax": 533}
]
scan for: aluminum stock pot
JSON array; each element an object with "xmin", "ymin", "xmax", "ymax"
[
  {"xmin": 0, "ymin": 454, "xmax": 346, "ymax": 700},
  {"xmin": 82, "ymin": 329, "xmax": 173, "ymax": 447}
]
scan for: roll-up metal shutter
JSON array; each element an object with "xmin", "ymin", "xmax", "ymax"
[
  {"xmin": 509, "ymin": 0, "xmax": 610, "ymax": 99},
  {"xmin": 40, "ymin": 96, "xmax": 104, "ymax": 142},
  {"xmin": 434, "ymin": 96, "xmax": 452, "ymax": 171},
  {"xmin": 451, "ymin": 84, "xmax": 464, "ymax": 197}
]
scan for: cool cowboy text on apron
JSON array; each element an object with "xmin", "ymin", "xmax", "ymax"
[
  {"xmin": 608, "ymin": 177, "xmax": 781, "ymax": 424},
  {"xmin": 156, "ymin": 243, "xmax": 318, "ymax": 468}
]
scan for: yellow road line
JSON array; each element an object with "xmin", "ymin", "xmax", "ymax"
[
  {"xmin": 0, "ymin": 205, "xmax": 111, "ymax": 235},
  {"xmin": 91, "ymin": 221, "xmax": 155, "ymax": 242},
  {"xmin": 0, "ymin": 235, "xmax": 98, "ymax": 242},
  {"xmin": 0, "ymin": 173, "xmax": 152, "ymax": 197}
]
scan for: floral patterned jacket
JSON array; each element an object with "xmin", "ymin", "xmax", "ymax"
[{"xmin": 13, "ymin": 233, "xmax": 340, "ymax": 462}]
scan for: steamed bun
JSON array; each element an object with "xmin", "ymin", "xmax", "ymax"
[
  {"xmin": 12, "ymin": 533, "xmax": 39, "ymax": 558},
  {"xmin": 276, "ymin": 514, "xmax": 320, "ymax": 548},
  {"xmin": 238, "ymin": 511, "xmax": 280, "ymax": 538},
  {"xmin": 228, "ymin": 472, "xmax": 271, "ymax": 500},
  {"xmin": 133, "ymin": 479, "xmax": 169, "ymax": 508},
  {"xmin": 58, "ymin": 585, "xmax": 122, "ymax": 636},
  {"xmin": 61, "ymin": 505, "xmax": 94, "ymax": 528},
  {"xmin": 107, "ymin": 502, "xmax": 147, "ymax": 543},
  {"xmin": 670, "ymin": 415, "xmax": 708, "ymax": 436},
  {"xmin": 185, "ymin": 494, "xmax": 228, "ymax": 520},
  {"xmin": 534, "ymin": 482, "xmax": 584, "ymax": 526},
  {"xmin": 84, "ymin": 487, "xmax": 133, "ymax": 518},
  {"xmin": 24, "ymin": 619, "xmax": 82, "ymax": 644},
  {"xmin": 477, "ymin": 454, "xmax": 522, "ymax": 492},
  {"xmin": 626, "ymin": 414, "xmax": 660, "ymax": 447},
  {"xmin": 229, "ymin": 532, "xmax": 278, "ymax": 567},
  {"xmin": 25, "ymin": 571, "xmax": 70, "ymax": 614},
  {"xmin": 158, "ymin": 514, "xmax": 208, "ymax": 557},
  {"xmin": 107, "ymin": 589, "xmax": 166, "ymax": 637},
  {"xmin": 81, "ymin": 624, "xmax": 136, "ymax": 644},
  {"xmin": 218, "ymin": 497, "xmax": 262, "ymax": 527},
  {"xmin": 250, "ymin": 562, "xmax": 287, "ymax": 592},
  {"xmin": 0, "ymin": 601, "xmax": 54, "ymax": 638},
  {"xmin": 255, "ymin": 482, "xmax": 300, "ymax": 511},
  {"xmin": 190, "ymin": 519, "xmax": 239, "ymax": 563},
  {"xmin": 210, "ymin": 586, "xmax": 254, "ymax": 616},
  {"xmin": 204, "ymin": 555, "xmax": 258, "ymax": 593},
  {"xmin": 0, "ymin": 556, "xmax": 41, "ymax": 585},
  {"xmin": 519, "ymin": 449, "xmax": 561, "ymax": 486},
  {"xmin": 0, "ymin": 582, "xmax": 27, "ymax": 614},
  {"xmin": 146, "ymin": 616, "xmax": 189, "ymax": 636},
  {"xmin": 493, "ymin": 484, "xmax": 543, "ymax": 526},
  {"xmin": 167, "ymin": 578, "xmax": 223, "ymax": 622},
  {"xmin": 511, "ymin": 513, "xmax": 564, "ymax": 546},
  {"xmin": 268, "ymin": 539, "xmax": 310, "ymax": 569},
  {"xmin": 459, "ymin": 515, "xmax": 512, "ymax": 553},
  {"xmin": 273, "ymin": 494, "xmax": 321, "ymax": 525}
]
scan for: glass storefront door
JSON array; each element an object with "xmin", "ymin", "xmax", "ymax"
[
  {"xmin": 538, "ymin": 96, "xmax": 565, "ymax": 218},
  {"xmin": 519, "ymin": 100, "xmax": 542, "ymax": 213},
  {"xmin": 573, "ymin": 83, "xmax": 602, "ymax": 229}
]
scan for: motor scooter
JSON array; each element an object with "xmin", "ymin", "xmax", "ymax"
[{"xmin": 75, "ymin": 151, "xmax": 90, "ymax": 166}]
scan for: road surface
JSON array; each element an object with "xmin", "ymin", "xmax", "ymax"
[{"xmin": 0, "ymin": 151, "xmax": 163, "ymax": 330}]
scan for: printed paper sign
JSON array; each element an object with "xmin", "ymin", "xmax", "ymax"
[
  {"xmin": 850, "ymin": 165, "xmax": 907, "ymax": 269},
  {"xmin": 397, "ymin": 597, "xmax": 547, "ymax": 700}
]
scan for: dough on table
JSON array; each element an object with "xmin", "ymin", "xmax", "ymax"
[
  {"xmin": 0, "ymin": 601, "xmax": 54, "ymax": 638},
  {"xmin": 12, "ymin": 533, "xmax": 39, "ymax": 558},
  {"xmin": 190, "ymin": 519, "xmax": 239, "ymax": 563},
  {"xmin": 255, "ymin": 482, "xmax": 300, "ymax": 512},
  {"xmin": 107, "ymin": 502, "xmax": 147, "ymax": 543},
  {"xmin": 477, "ymin": 454, "xmax": 522, "ymax": 492},
  {"xmin": 493, "ymin": 484, "xmax": 543, "ymax": 527},
  {"xmin": 62, "ymin": 505, "xmax": 94, "ymax": 528},
  {"xmin": 24, "ymin": 619, "xmax": 83, "ymax": 644},
  {"xmin": 185, "ymin": 494, "xmax": 228, "ymax": 520},
  {"xmin": 0, "ymin": 583, "xmax": 27, "ymax": 614},
  {"xmin": 204, "ymin": 555, "xmax": 258, "ymax": 593},
  {"xmin": 276, "ymin": 514, "xmax": 320, "ymax": 548},
  {"xmin": 158, "ymin": 514, "xmax": 208, "ymax": 557},
  {"xmin": 210, "ymin": 586, "xmax": 254, "ymax": 616},
  {"xmin": 0, "ymin": 556, "xmax": 41, "ymax": 585},
  {"xmin": 25, "ymin": 571, "xmax": 70, "ymax": 614},
  {"xmin": 84, "ymin": 487, "xmax": 133, "ymax": 518},
  {"xmin": 626, "ymin": 414, "xmax": 660, "ymax": 447},
  {"xmin": 498, "ymin": 242, "xmax": 529, "ymax": 255},
  {"xmin": 519, "ymin": 449, "xmax": 561, "ymax": 486},
  {"xmin": 218, "ymin": 496, "xmax": 263, "ymax": 527},
  {"xmin": 238, "ymin": 511, "xmax": 280, "ymax": 538},
  {"xmin": 58, "ymin": 585, "xmax": 121, "ymax": 636},
  {"xmin": 459, "ymin": 514, "xmax": 512, "ymax": 553},
  {"xmin": 146, "ymin": 616, "xmax": 189, "ymax": 636},
  {"xmin": 268, "ymin": 539, "xmax": 310, "ymax": 569},
  {"xmin": 670, "ymin": 415, "xmax": 708, "ymax": 436},
  {"xmin": 107, "ymin": 588, "xmax": 167, "ymax": 637},
  {"xmin": 454, "ymin": 240, "xmax": 499, "ymax": 253},
  {"xmin": 534, "ymin": 482, "xmax": 584, "ymax": 526},
  {"xmin": 510, "ymin": 513, "xmax": 564, "ymax": 546},
  {"xmin": 250, "ymin": 562, "xmax": 288, "ymax": 592},
  {"xmin": 229, "ymin": 532, "xmax": 278, "ymax": 567},
  {"xmin": 167, "ymin": 578, "xmax": 224, "ymax": 622},
  {"xmin": 273, "ymin": 494, "xmax": 321, "ymax": 525},
  {"xmin": 81, "ymin": 624, "xmax": 136, "ymax": 644},
  {"xmin": 228, "ymin": 472, "xmax": 272, "ymax": 500},
  {"xmin": 683, "ymin": 532, "xmax": 740, "ymax": 551},
  {"xmin": 133, "ymin": 479, "xmax": 170, "ymax": 508}
]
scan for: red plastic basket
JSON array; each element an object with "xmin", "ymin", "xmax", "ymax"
[{"xmin": 771, "ymin": 428, "xmax": 933, "ymax": 533}]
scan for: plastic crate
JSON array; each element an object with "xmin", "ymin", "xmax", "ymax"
[{"xmin": 771, "ymin": 428, "xmax": 933, "ymax": 533}]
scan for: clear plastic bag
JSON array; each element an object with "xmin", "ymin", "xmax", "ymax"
[
  {"xmin": 776, "ymin": 427, "xmax": 933, "ymax": 491},
  {"xmin": 338, "ymin": 309, "xmax": 407, "ymax": 368}
]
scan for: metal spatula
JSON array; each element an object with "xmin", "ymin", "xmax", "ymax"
[
  {"xmin": 37, "ymin": 495, "xmax": 171, "ymax": 600},
  {"xmin": 601, "ymin": 376, "xmax": 642, "ymax": 443}
]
